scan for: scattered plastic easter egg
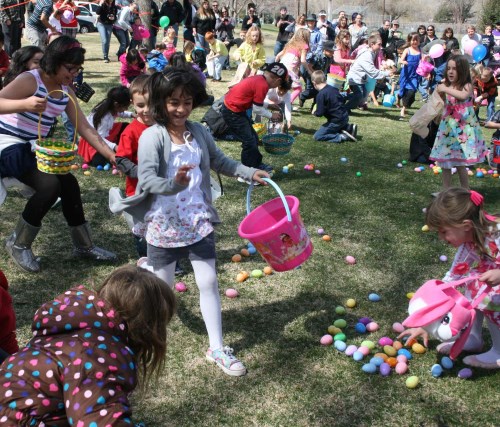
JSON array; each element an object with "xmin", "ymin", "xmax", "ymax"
[
  {"xmin": 96, "ymin": 165, "xmax": 103, "ymax": 171},
  {"xmin": 84, "ymin": 171, "xmax": 91, "ymax": 176},
  {"xmin": 402, "ymin": 160, "xmax": 407, "ymax": 165},
  {"xmin": 317, "ymin": 228, "xmax": 325, "ymax": 235},
  {"xmin": 112, "ymin": 168, "xmax": 119, "ymax": 175},
  {"xmin": 345, "ymin": 255, "xmax": 356, "ymax": 264},
  {"xmin": 404, "ymin": 338, "xmax": 417, "ymax": 347},
  {"xmin": 70, "ymin": 164, "xmax": 79, "ymax": 170},
  {"xmin": 103, "ymin": 164, "xmax": 110, "ymax": 171},
  {"xmin": 359, "ymin": 317, "xmax": 372, "ymax": 325},
  {"xmin": 366, "ymin": 322, "xmax": 379, "ymax": 332},
  {"xmin": 396, "ymin": 362, "xmax": 409, "ymax": 375},
  {"xmin": 355, "ymin": 323, "xmax": 367, "ymax": 334},
  {"xmin": 398, "ymin": 348, "xmax": 412, "ymax": 360},
  {"xmin": 414, "ymin": 167, "xmax": 422, "ymax": 173},
  {"xmin": 251, "ymin": 269, "xmax": 263, "ymax": 278},
  {"xmin": 458, "ymin": 368, "xmax": 473, "ymax": 379},
  {"xmin": 361, "ymin": 340, "xmax": 375, "ymax": 350},
  {"xmin": 379, "ymin": 362, "xmax": 392, "ymax": 376},
  {"xmin": 320, "ymin": 334, "xmax": 333, "ymax": 346},
  {"xmin": 175, "ymin": 282, "xmax": 187, "ymax": 292},
  {"xmin": 225, "ymin": 288, "xmax": 239, "ymax": 298},
  {"xmin": 340, "ymin": 157, "xmax": 348, "ymax": 163},
  {"xmin": 422, "ymin": 225, "xmax": 429, "ymax": 232},
  {"xmin": 386, "ymin": 357, "xmax": 398, "ymax": 368},
  {"xmin": 247, "ymin": 246, "xmax": 257, "ymax": 255},
  {"xmin": 392, "ymin": 341, "xmax": 403, "ymax": 350},
  {"xmin": 412, "ymin": 343, "xmax": 426, "ymax": 354},
  {"xmin": 236, "ymin": 272, "xmax": 249, "ymax": 282},
  {"xmin": 358, "ymin": 345, "xmax": 371, "ymax": 356},
  {"xmin": 397, "ymin": 163, "xmax": 403, "ymax": 168},
  {"xmin": 362, "ymin": 363, "xmax": 377, "ymax": 374},
  {"xmin": 334, "ymin": 333, "xmax": 346, "ymax": 342},
  {"xmin": 405, "ymin": 375, "xmax": 419, "ymax": 388},
  {"xmin": 476, "ymin": 171, "xmax": 484, "ymax": 178},
  {"xmin": 356, "ymin": 171, "xmax": 362, "ymax": 177},
  {"xmin": 288, "ymin": 163, "xmax": 294, "ymax": 168},
  {"xmin": 352, "ymin": 351, "xmax": 364, "ymax": 361},
  {"xmin": 240, "ymin": 248, "xmax": 250, "ymax": 257},
  {"xmin": 334, "ymin": 340, "xmax": 347, "ymax": 352},
  {"xmin": 431, "ymin": 364, "xmax": 443, "ymax": 377},
  {"xmin": 263, "ymin": 266, "xmax": 273, "ymax": 275},
  {"xmin": 231, "ymin": 254, "xmax": 242, "ymax": 262},
  {"xmin": 368, "ymin": 293, "xmax": 381, "ymax": 302},
  {"xmin": 282, "ymin": 166, "xmax": 289, "ymax": 173},
  {"xmin": 441, "ymin": 356, "xmax": 454, "ymax": 369},
  {"xmin": 406, "ymin": 292, "xmax": 415, "ymax": 299},
  {"xmin": 396, "ymin": 355, "xmax": 408, "ymax": 364},
  {"xmin": 345, "ymin": 345, "xmax": 357, "ymax": 356},
  {"xmin": 439, "ymin": 255, "xmax": 448, "ymax": 262},
  {"xmin": 378, "ymin": 337, "xmax": 393, "ymax": 346},
  {"xmin": 370, "ymin": 356, "xmax": 384, "ymax": 367},
  {"xmin": 392, "ymin": 322, "xmax": 405, "ymax": 333},
  {"xmin": 322, "ymin": 235, "xmax": 331, "ymax": 241},
  {"xmin": 422, "ymin": 207, "xmax": 427, "ymax": 213},
  {"xmin": 327, "ymin": 325, "xmax": 342, "ymax": 335},
  {"xmin": 82, "ymin": 163, "xmax": 89, "ymax": 169},
  {"xmin": 333, "ymin": 319, "xmax": 347, "ymax": 328},
  {"xmin": 346, "ymin": 298, "xmax": 356, "ymax": 308},
  {"xmin": 315, "ymin": 170, "xmax": 321, "ymax": 175},
  {"xmin": 384, "ymin": 345, "xmax": 397, "ymax": 357},
  {"xmin": 335, "ymin": 306, "xmax": 346, "ymax": 315}
]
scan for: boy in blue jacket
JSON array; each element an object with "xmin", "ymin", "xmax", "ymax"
[{"xmin": 312, "ymin": 70, "xmax": 357, "ymax": 143}]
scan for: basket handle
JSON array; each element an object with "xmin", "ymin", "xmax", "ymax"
[
  {"xmin": 38, "ymin": 89, "xmax": 78, "ymax": 150},
  {"xmin": 246, "ymin": 178, "xmax": 292, "ymax": 222}
]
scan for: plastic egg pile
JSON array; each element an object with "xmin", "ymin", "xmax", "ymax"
[
  {"xmin": 413, "ymin": 163, "xmax": 499, "ymax": 179},
  {"xmin": 430, "ymin": 356, "xmax": 473, "ymax": 379},
  {"xmin": 231, "ymin": 242, "xmax": 273, "ymax": 285}
]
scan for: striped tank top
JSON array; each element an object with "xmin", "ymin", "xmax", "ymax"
[{"xmin": 0, "ymin": 69, "xmax": 69, "ymax": 141}]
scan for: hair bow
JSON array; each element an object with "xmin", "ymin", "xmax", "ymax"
[{"xmin": 470, "ymin": 190, "xmax": 497, "ymax": 221}]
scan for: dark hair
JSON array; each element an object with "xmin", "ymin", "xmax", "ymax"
[
  {"xmin": 444, "ymin": 55, "xmax": 471, "ymax": 90},
  {"xmin": 3, "ymin": 46, "xmax": 43, "ymax": 87},
  {"xmin": 147, "ymin": 68, "xmax": 208, "ymax": 126},
  {"xmin": 40, "ymin": 35, "xmax": 85, "ymax": 75},
  {"xmin": 98, "ymin": 265, "xmax": 176, "ymax": 390},
  {"xmin": 279, "ymin": 75, "xmax": 292, "ymax": 91},
  {"xmin": 442, "ymin": 27, "xmax": 454, "ymax": 39},
  {"xmin": 417, "ymin": 25, "xmax": 426, "ymax": 33},
  {"xmin": 0, "ymin": 32, "xmax": 4, "ymax": 44},
  {"xmin": 126, "ymin": 48, "xmax": 145, "ymax": 69},
  {"xmin": 168, "ymin": 51, "xmax": 188, "ymax": 68},
  {"xmin": 92, "ymin": 86, "xmax": 131, "ymax": 129}
]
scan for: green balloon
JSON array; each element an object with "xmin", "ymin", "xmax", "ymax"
[{"xmin": 159, "ymin": 16, "xmax": 170, "ymax": 28}]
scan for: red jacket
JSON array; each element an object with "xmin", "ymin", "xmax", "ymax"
[{"xmin": 0, "ymin": 270, "xmax": 19, "ymax": 355}]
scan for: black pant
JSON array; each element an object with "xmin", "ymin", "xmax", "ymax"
[
  {"xmin": 299, "ymin": 66, "xmax": 317, "ymax": 102},
  {"xmin": 221, "ymin": 105, "xmax": 262, "ymax": 168},
  {"xmin": 1, "ymin": 21, "xmax": 23, "ymax": 57},
  {"xmin": 19, "ymin": 167, "xmax": 85, "ymax": 227}
]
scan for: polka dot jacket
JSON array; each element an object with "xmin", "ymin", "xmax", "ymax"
[{"xmin": 0, "ymin": 286, "xmax": 142, "ymax": 426}]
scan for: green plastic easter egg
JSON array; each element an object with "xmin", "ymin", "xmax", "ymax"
[
  {"xmin": 334, "ymin": 333, "xmax": 346, "ymax": 342},
  {"xmin": 251, "ymin": 269, "xmax": 263, "ymax": 278},
  {"xmin": 333, "ymin": 319, "xmax": 347, "ymax": 328},
  {"xmin": 361, "ymin": 340, "xmax": 375, "ymax": 350},
  {"xmin": 335, "ymin": 306, "xmax": 346, "ymax": 315}
]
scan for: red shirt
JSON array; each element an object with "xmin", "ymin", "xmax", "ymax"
[
  {"xmin": 55, "ymin": 0, "xmax": 80, "ymax": 28},
  {"xmin": 0, "ymin": 49, "xmax": 10, "ymax": 77},
  {"xmin": 224, "ymin": 75, "xmax": 270, "ymax": 113},
  {"xmin": 0, "ymin": 270, "xmax": 19, "ymax": 355},
  {"xmin": 116, "ymin": 118, "xmax": 149, "ymax": 196}
]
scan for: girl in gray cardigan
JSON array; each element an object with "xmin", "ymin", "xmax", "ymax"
[{"xmin": 111, "ymin": 68, "xmax": 268, "ymax": 376}]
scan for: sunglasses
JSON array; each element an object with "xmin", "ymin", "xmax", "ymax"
[{"xmin": 427, "ymin": 29, "xmax": 434, "ymax": 31}]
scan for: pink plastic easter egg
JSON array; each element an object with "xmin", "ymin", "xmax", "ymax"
[
  {"xmin": 358, "ymin": 345, "xmax": 371, "ymax": 356},
  {"xmin": 345, "ymin": 255, "xmax": 356, "ymax": 265},
  {"xmin": 378, "ymin": 337, "xmax": 393, "ymax": 346},
  {"xmin": 345, "ymin": 345, "xmax": 357, "ymax": 356},
  {"xmin": 112, "ymin": 168, "xmax": 119, "ymax": 175},
  {"xmin": 175, "ymin": 282, "xmax": 187, "ymax": 292},
  {"xmin": 396, "ymin": 354, "xmax": 408, "ymax": 363},
  {"xmin": 315, "ymin": 170, "xmax": 321, "ymax": 175},
  {"xmin": 395, "ymin": 362, "xmax": 408, "ymax": 374},
  {"xmin": 320, "ymin": 334, "xmax": 333, "ymax": 346},
  {"xmin": 82, "ymin": 163, "xmax": 89, "ymax": 170},
  {"xmin": 392, "ymin": 322, "xmax": 405, "ymax": 333},
  {"xmin": 414, "ymin": 167, "xmax": 422, "ymax": 172},
  {"xmin": 225, "ymin": 288, "xmax": 239, "ymax": 298},
  {"xmin": 366, "ymin": 321, "xmax": 379, "ymax": 332}
]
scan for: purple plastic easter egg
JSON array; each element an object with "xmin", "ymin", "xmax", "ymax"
[
  {"xmin": 378, "ymin": 337, "xmax": 393, "ymax": 346},
  {"xmin": 175, "ymin": 282, "xmax": 187, "ymax": 292},
  {"xmin": 366, "ymin": 321, "xmax": 380, "ymax": 332},
  {"xmin": 320, "ymin": 334, "xmax": 333, "ymax": 346},
  {"xmin": 379, "ymin": 362, "xmax": 392, "ymax": 376},
  {"xmin": 392, "ymin": 322, "xmax": 405, "ymax": 333},
  {"xmin": 359, "ymin": 317, "xmax": 372, "ymax": 325},
  {"xmin": 458, "ymin": 368, "xmax": 473, "ymax": 379},
  {"xmin": 345, "ymin": 345, "xmax": 357, "ymax": 356},
  {"xmin": 395, "ymin": 362, "xmax": 408, "ymax": 375}
]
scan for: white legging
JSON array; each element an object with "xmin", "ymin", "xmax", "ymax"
[{"xmin": 154, "ymin": 259, "xmax": 223, "ymax": 350}]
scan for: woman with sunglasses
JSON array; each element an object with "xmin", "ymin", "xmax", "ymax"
[
  {"xmin": 0, "ymin": 36, "xmax": 116, "ymax": 273},
  {"xmin": 241, "ymin": 4, "xmax": 260, "ymax": 33},
  {"xmin": 423, "ymin": 25, "xmax": 438, "ymax": 45}
]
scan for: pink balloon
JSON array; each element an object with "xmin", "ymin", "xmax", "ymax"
[
  {"xmin": 429, "ymin": 44, "xmax": 444, "ymax": 59},
  {"xmin": 139, "ymin": 28, "xmax": 151, "ymax": 39},
  {"xmin": 61, "ymin": 10, "xmax": 74, "ymax": 24},
  {"xmin": 463, "ymin": 39, "xmax": 478, "ymax": 55}
]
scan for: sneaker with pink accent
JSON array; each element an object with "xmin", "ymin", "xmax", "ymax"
[{"xmin": 206, "ymin": 346, "xmax": 247, "ymax": 377}]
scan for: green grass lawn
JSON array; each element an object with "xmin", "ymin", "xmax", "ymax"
[{"xmin": 1, "ymin": 28, "xmax": 499, "ymax": 426}]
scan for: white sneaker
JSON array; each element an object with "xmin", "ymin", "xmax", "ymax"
[{"xmin": 206, "ymin": 346, "xmax": 247, "ymax": 376}]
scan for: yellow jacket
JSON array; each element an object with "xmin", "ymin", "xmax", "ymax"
[{"xmin": 233, "ymin": 42, "xmax": 266, "ymax": 71}]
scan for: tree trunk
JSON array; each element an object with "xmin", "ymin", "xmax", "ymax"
[{"xmin": 137, "ymin": 0, "xmax": 152, "ymax": 49}]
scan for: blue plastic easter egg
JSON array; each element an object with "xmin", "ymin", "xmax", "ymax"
[
  {"xmin": 441, "ymin": 356, "xmax": 454, "ymax": 369},
  {"xmin": 353, "ymin": 351, "xmax": 364, "ymax": 361},
  {"xmin": 476, "ymin": 171, "xmax": 484, "ymax": 178},
  {"xmin": 362, "ymin": 363, "xmax": 377, "ymax": 374},
  {"xmin": 340, "ymin": 157, "xmax": 348, "ymax": 163},
  {"xmin": 368, "ymin": 293, "xmax": 381, "ymax": 302},
  {"xmin": 103, "ymin": 164, "xmax": 110, "ymax": 171},
  {"xmin": 96, "ymin": 165, "xmax": 103, "ymax": 171},
  {"xmin": 247, "ymin": 246, "xmax": 257, "ymax": 255},
  {"xmin": 397, "ymin": 348, "xmax": 412, "ymax": 360},
  {"xmin": 334, "ymin": 340, "xmax": 347, "ymax": 352},
  {"xmin": 355, "ymin": 322, "xmax": 367, "ymax": 334},
  {"xmin": 370, "ymin": 356, "xmax": 384, "ymax": 367},
  {"xmin": 431, "ymin": 364, "xmax": 443, "ymax": 377},
  {"xmin": 379, "ymin": 362, "xmax": 391, "ymax": 376}
]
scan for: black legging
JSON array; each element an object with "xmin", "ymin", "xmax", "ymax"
[{"xmin": 18, "ymin": 167, "xmax": 85, "ymax": 227}]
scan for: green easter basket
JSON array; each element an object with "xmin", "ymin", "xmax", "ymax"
[
  {"xmin": 262, "ymin": 119, "xmax": 294, "ymax": 155},
  {"xmin": 35, "ymin": 90, "xmax": 78, "ymax": 175}
]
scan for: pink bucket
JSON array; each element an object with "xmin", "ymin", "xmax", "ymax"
[{"xmin": 238, "ymin": 178, "xmax": 313, "ymax": 272}]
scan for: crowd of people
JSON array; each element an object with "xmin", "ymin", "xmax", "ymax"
[{"xmin": 0, "ymin": 1, "xmax": 499, "ymax": 424}]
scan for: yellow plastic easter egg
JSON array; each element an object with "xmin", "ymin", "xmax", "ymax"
[
  {"xmin": 421, "ymin": 225, "xmax": 429, "ymax": 232},
  {"xmin": 406, "ymin": 376, "xmax": 420, "ymax": 389},
  {"xmin": 83, "ymin": 171, "xmax": 91, "ymax": 176},
  {"xmin": 346, "ymin": 298, "xmax": 356, "ymax": 308},
  {"xmin": 412, "ymin": 343, "xmax": 426, "ymax": 354},
  {"xmin": 406, "ymin": 292, "xmax": 415, "ymax": 299},
  {"xmin": 383, "ymin": 345, "xmax": 397, "ymax": 357},
  {"xmin": 328, "ymin": 325, "xmax": 342, "ymax": 335},
  {"xmin": 287, "ymin": 163, "xmax": 294, "ymax": 168}
]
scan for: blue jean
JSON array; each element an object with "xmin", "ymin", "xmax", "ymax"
[
  {"xmin": 195, "ymin": 33, "xmax": 209, "ymax": 53},
  {"xmin": 345, "ymin": 83, "xmax": 366, "ymax": 111},
  {"xmin": 314, "ymin": 121, "xmax": 348, "ymax": 143},
  {"xmin": 476, "ymin": 96, "xmax": 496, "ymax": 121},
  {"xmin": 61, "ymin": 111, "xmax": 76, "ymax": 145},
  {"xmin": 113, "ymin": 27, "xmax": 129, "ymax": 57},
  {"xmin": 221, "ymin": 105, "xmax": 262, "ymax": 167},
  {"xmin": 418, "ymin": 78, "xmax": 429, "ymax": 101},
  {"xmin": 97, "ymin": 22, "xmax": 113, "ymax": 59},
  {"xmin": 274, "ymin": 40, "xmax": 287, "ymax": 57},
  {"xmin": 207, "ymin": 55, "xmax": 227, "ymax": 80}
]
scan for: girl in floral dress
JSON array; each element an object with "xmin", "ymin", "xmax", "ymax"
[
  {"xmin": 430, "ymin": 55, "xmax": 486, "ymax": 190},
  {"xmin": 399, "ymin": 188, "xmax": 500, "ymax": 369}
]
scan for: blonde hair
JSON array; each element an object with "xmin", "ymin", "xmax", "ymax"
[
  {"xmin": 284, "ymin": 28, "xmax": 310, "ymax": 52},
  {"xmin": 311, "ymin": 70, "xmax": 326, "ymax": 84},
  {"xmin": 245, "ymin": 24, "xmax": 263, "ymax": 44},
  {"xmin": 98, "ymin": 265, "xmax": 176, "ymax": 390},
  {"xmin": 335, "ymin": 29, "xmax": 350, "ymax": 50},
  {"xmin": 196, "ymin": 1, "xmax": 215, "ymax": 20},
  {"xmin": 425, "ymin": 188, "xmax": 499, "ymax": 260}
]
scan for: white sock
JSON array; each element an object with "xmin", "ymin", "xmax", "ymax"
[
  {"xmin": 153, "ymin": 262, "xmax": 177, "ymax": 290},
  {"xmin": 474, "ymin": 318, "xmax": 500, "ymax": 365}
]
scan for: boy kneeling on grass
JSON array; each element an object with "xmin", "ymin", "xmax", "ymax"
[{"xmin": 311, "ymin": 70, "xmax": 358, "ymax": 143}]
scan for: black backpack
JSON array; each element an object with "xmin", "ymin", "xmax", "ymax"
[
  {"xmin": 409, "ymin": 121, "xmax": 438, "ymax": 164},
  {"xmin": 191, "ymin": 48, "xmax": 207, "ymax": 71}
]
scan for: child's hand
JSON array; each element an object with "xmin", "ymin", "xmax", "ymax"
[
  {"xmin": 175, "ymin": 164, "xmax": 194, "ymax": 186},
  {"xmin": 474, "ymin": 96, "xmax": 483, "ymax": 104},
  {"xmin": 252, "ymin": 169, "xmax": 270, "ymax": 185},
  {"xmin": 26, "ymin": 96, "xmax": 47, "ymax": 113},
  {"xmin": 397, "ymin": 327, "xmax": 429, "ymax": 347},
  {"xmin": 479, "ymin": 269, "xmax": 500, "ymax": 286}
]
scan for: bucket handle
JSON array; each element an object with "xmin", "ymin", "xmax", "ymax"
[{"xmin": 246, "ymin": 178, "xmax": 292, "ymax": 222}]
